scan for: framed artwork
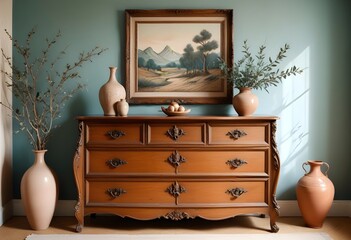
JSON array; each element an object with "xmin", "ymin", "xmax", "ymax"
[{"xmin": 125, "ymin": 9, "xmax": 233, "ymax": 104}]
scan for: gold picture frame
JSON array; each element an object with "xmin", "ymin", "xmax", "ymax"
[{"xmin": 125, "ymin": 9, "xmax": 233, "ymax": 104}]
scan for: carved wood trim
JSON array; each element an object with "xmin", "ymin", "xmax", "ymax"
[
  {"xmin": 270, "ymin": 121, "xmax": 280, "ymax": 232},
  {"xmin": 166, "ymin": 125, "xmax": 186, "ymax": 141},
  {"xmin": 73, "ymin": 121, "xmax": 84, "ymax": 232},
  {"xmin": 271, "ymin": 122, "xmax": 280, "ymax": 171},
  {"xmin": 270, "ymin": 195, "xmax": 280, "ymax": 233},
  {"xmin": 164, "ymin": 210, "xmax": 192, "ymax": 220}
]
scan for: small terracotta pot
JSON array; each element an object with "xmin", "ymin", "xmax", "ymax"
[
  {"xmin": 296, "ymin": 160, "xmax": 334, "ymax": 228},
  {"xmin": 232, "ymin": 87, "xmax": 258, "ymax": 116}
]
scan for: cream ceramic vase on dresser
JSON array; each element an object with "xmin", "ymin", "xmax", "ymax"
[
  {"xmin": 99, "ymin": 67, "xmax": 126, "ymax": 116},
  {"xmin": 116, "ymin": 99, "xmax": 129, "ymax": 116},
  {"xmin": 20, "ymin": 150, "xmax": 57, "ymax": 230}
]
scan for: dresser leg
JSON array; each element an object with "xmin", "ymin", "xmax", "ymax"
[
  {"xmin": 270, "ymin": 222, "xmax": 279, "ymax": 233},
  {"xmin": 75, "ymin": 224, "xmax": 83, "ymax": 233}
]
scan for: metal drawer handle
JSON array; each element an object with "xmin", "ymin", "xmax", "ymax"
[
  {"xmin": 168, "ymin": 151, "xmax": 186, "ymax": 173},
  {"xmin": 166, "ymin": 181, "xmax": 186, "ymax": 205},
  {"xmin": 106, "ymin": 158, "xmax": 127, "ymax": 168},
  {"xmin": 226, "ymin": 129, "xmax": 247, "ymax": 140},
  {"xmin": 226, "ymin": 187, "xmax": 248, "ymax": 198},
  {"xmin": 106, "ymin": 188, "xmax": 126, "ymax": 198},
  {"xmin": 226, "ymin": 159, "xmax": 248, "ymax": 168},
  {"xmin": 107, "ymin": 130, "xmax": 125, "ymax": 139},
  {"xmin": 166, "ymin": 125, "xmax": 186, "ymax": 141}
]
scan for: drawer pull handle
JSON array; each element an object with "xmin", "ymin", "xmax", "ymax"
[
  {"xmin": 226, "ymin": 187, "xmax": 248, "ymax": 198},
  {"xmin": 106, "ymin": 158, "xmax": 127, "ymax": 168},
  {"xmin": 107, "ymin": 130, "xmax": 126, "ymax": 139},
  {"xmin": 168, "ymin": 151, "xmax": 186, "ymax": 173},
  {"xmin": 106, "ymin": 188, "xmax": 126, "ymax": 198},
  {"xmin": 226, "ymin": 159, "xmax": 248, "ymax": 168},
  {"xmin": 226, "ymin": 129, "xmax": 247, "ymax": 140},
  {"xmin": 166, "ymin": 125, "xmax": 185, "ymax": 141},
  {"xmin": 166, "ymin": 181, "xmax": 186, "ymax": 205}
]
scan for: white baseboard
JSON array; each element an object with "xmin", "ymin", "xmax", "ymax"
[
  {"xmin": 10, "ymin": 199, "xmax": 351, "ymax": 217},
  {"xmin": 0, "ymin": 200, "xmax": 13, "ymax": 226},
  {"xmin": 12, "ymin": 199, "xmax": 77, "ymax": 216},
  {"xmin": 278, "ymin": 200, "xmax": 351, "ymax": 217}
]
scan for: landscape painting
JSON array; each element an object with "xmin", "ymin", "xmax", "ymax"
[
  {"xmin": 126, "ymin": 9, "xmax": 233, "ymax": 104},
  {"xmin": 137, "ymin": 23, "xmax": 222, "ymax": 93}
]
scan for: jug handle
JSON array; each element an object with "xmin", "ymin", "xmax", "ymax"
[
  {"xmin": 302, "ymin": 162, "xmax": 309, "ymax": 175},
  {"xmin": 322, "ymin": 162, "xmax": 330, "ymax": 177}
]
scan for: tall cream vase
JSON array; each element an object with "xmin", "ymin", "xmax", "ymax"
[
  {"xmin": 20, "ymin": 150, "xmax": 57, "ymax": 230},
  {"xmin": 99, "ymin": 67, "xmax": 126, "ymax": 116}
]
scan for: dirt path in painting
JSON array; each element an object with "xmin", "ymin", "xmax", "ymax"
[{"xmin": 138, "ymin": 68, "xmax": 224, "ymax": 92}]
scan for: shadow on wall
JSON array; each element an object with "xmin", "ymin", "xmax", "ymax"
[
  {"xmin": 273, "ymin": 47, "xmax": 310, "ymax": 199},
  {"xmin": 45, "ymin": 94, "xmax": 88, "ymax": 200}
]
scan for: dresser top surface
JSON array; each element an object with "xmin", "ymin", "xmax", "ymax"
[{"xmin": 77, "ymin": 115, "xmax": 278, "ymax": 121}]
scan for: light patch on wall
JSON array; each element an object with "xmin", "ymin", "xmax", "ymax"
[{"xmin": 278, "ymin": 47, "xmax": 310, "ymax": 191}]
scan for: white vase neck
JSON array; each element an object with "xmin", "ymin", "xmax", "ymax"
[
  {"xmin": 108, "ymin": 67, "xmax": 118, "ymax": 82},
  {"xmin": 33, "ymin": 150, "xmax": 47, "ymax": 164}
]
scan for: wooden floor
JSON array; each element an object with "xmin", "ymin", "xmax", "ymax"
[{"xmin": 0, "ymin": 216, "xmax": 350, "ymax": 240}]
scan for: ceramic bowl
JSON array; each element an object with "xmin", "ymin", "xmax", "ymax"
[{"xmin": 161, "ymin": 106, "xmax": 191, "ymax": 116}]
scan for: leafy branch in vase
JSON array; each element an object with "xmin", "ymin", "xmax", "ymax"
[{"xmin": 219, "ymin": 40, "xmax": 304, "ymax": 92}]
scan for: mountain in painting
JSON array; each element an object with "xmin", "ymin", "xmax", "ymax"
[
  {"xmin": 159, "ymin": 45, "xmax": 182, "ymax": 63},
  {"xmin": 138, "ymin": 46, "xmax": 182, "ymax": 66}
]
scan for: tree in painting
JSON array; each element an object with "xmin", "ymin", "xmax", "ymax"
[
  {"xmin": 192, "ymin": 29, "xmax": 219, "ymax": 74},
  {"xmin": 179, "ymin": 44, "xmax": 195, "ymax": 74}
]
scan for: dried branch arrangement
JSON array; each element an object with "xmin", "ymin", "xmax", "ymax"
[{"xmin": 1, "ymin": 28, "xmax": 106, "ymax": 150}]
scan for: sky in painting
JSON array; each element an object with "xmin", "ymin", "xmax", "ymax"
[{"xmin": 138, "ymin": 23, "xmax": 221, "ymax": 54}]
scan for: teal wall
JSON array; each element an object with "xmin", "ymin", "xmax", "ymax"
[{"xmin": 12, "ymin": 0, "xmax": 351, "ymax": 200}]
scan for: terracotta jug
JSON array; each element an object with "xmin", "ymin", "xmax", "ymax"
[
  {"xmin": 21, "ymin": 150, "xmax": 57, "ymax": 230},
  {"xmin": 99, "ymin": 67, "xmax": 126, "ymax": 116},
  {"xmin": 232, "ymin": 87, "xmax": 258, "ymax": 116},
  {"xmin": 296, "ymin": 160, "xmax": 334, "ymax": 228}
]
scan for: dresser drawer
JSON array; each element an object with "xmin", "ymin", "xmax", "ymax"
[
  {"xmin": 87, "ymin": 180, "xmax": 174, "ymax": 205},
  {"xmin": 86, "ymin": 180, "xmax": 267, "ymax": 205},
  {"xmin": 148, "ymin": 123, "xmax": 205, "ymax": 145},
  {"xmin": 86, "ymin": 149, "xmax": 267, "ymax": 175},
  {"xmin": 208, "ymin": 123, "xmax": 269, "ymax": 145},
  {"xmin": 86, "ymin": 123, "xmax": 144, "ymax": 145},
  {"xmin": 87, "ymin": 150, "xmax": 174, "ymax": 174},
  {"xmin": 178, "ymin": 180, "xmax": 267, "ymax": 204},
  {"xmin": 177, "ymin": 150, "xmax": 268, "ymax": 175}
]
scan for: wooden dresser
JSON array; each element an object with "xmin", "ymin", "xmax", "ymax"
[{"xmin": 73, "ymin": 116, "xmax": 280, "ymax": 232}]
